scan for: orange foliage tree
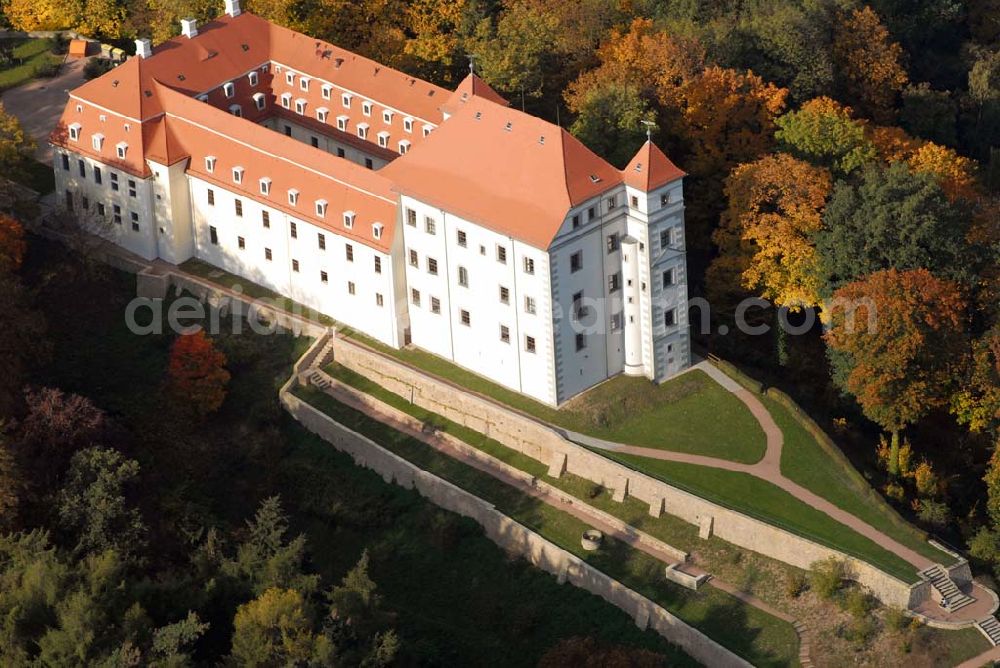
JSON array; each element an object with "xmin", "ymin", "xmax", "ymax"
[
  {"xmin": 711, "ymin": 154, "xmax": 831, "ymax": 310},
  {"xmin": 825, "ymin": 268, "xmax": 966, "ymax": 474},
  {"xmin": 0, "ymin": 214, "xmax": 27, "ymax": 273},
  {"xmin": 831, "ymin": 6, "xmax": 908, "ymax": 124},
  {"xmin": 167, "ymin": 330, "xmax": 231, "ymax": 416}
]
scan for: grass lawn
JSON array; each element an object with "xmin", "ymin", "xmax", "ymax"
[
  {"xmin": 296, "ymin": 383, "xmax": 800, "ymax": 668},
  {"xmin": 0, "ymin": 38, "xmax": 62, "ymax": 90},
  {"xmin": 25, "ymin": 239, "xmax": 701, "ymax": 666},
  {"xmin": 769, "ymin": 395, "xmax": 951, "ymax": 565}
]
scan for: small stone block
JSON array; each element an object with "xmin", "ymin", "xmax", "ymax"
[
  {"xmin": 648, "ymin": 495, "xmax": 664, "ymax": 518},
  {"xmin": 612, "ymin": 476, "xmax": 629, "ymax": 503},
  {"xmin": 547, "ymin": 452, "xmax": 567, "ymax": 478},
  {"xmin": 634, "ymin": 606, "xmax": 650, "ymax": 630},
  {"xmin": 698, "ymin": 515, "xmax": 714, "ymax": 540}
]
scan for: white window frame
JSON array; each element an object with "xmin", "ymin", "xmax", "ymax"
[
  {"xmin": 232, "ymin": 166, "xmax": 244, "ymax": 184},
  {"xmin": 398, "ymin": 140, "xmax": 410, "ymax": 154},
  {"xmin": 357, "ymin": 123, "xmax": 369, "ymax": 139},
  {"xmin": 372, "ymin": 223, "xmax": 383, "ymax": 240},
  {"xmin": 248, "ymin": 71, "xmax": 259, "ymax": 86},
  {"xmin": 315, "ymin": 199, "xmax": 328, "ymax": 217},
  {"xmin": 285, "ymin": 72, "xmax": 295, "ymax": 86},
  {"xmin": 205, "ymin": 156, "xmax": 216, "ymax": 172},
  {"xmin": 252, "ymin": 92, "xmax": 266, "ymax": 110},
  {"xmin": 343, "ymin": 211, "xmax": 355, "ymax": 228},
  {"xmin": 362, "ymin": 101, "xmax": 372, "ymax": 116},
  {"xmin": 321, "ymin": 84, "xmax": 332, "ymax": 100},
  {"xmin": 316, "ymin": 107, "xmax": 329, "ymax": 123},
  {"xmin": 280, "ymin": 93, "xmax": 292, "ymax": 109},
  {"xmin": 382, "ymin": 110, "xmax": 393, "ymax": 124},
  {"xmin": 377, "ymin": 131, "xmax": 389, "ymax": 148},
  {"xmin": 116, "ymin": 142, "xmax": 128, "ymax": 159},
  {"xmin": 299, "ymin": 77, "xmax": 310, "ymax": 91},
  {"xmin": 403, "ymin": 117, "xmax": 413, "ymax": 133},
  {"xmin": 288, "ymin": 189, "xmax": 299, "ymax": 206},
  {"xmin": 337, "ymin": 115, "xmax": 348, "ymax": 131},
  {"xmin": 68, "ymin": 123, "xmax": 81, "ymax": 141},
  {"xmin": 295, "ymin": 98, "xmax": 307, "ymax": 115},
  {"xmin": 229, "ymin": 104, "xmax": 242, "ymax": 117},
  {"xmin": 223, "ymin": 82, "xmax": 235, "ymax": 98},
  {"xmin": 259, "ymin": 177, "xmax": 271, "ymax": 195},
  {"xmin": 91, "ymin": 133, "xmax": 104, "ymax": 151},
  {"xmin": 341, "ymin": 93, "xmax": 352, "ymax": 108},
  {"xmin": 422, "ymin": 124, "xmax": 433, "ymax": 137}
]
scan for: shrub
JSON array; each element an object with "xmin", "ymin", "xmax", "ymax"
[
  {"xmin": 785, "ymin": 572, "xmax": 808, "ymax": 598},
  {"xmin": 843, "ymin": 587, "xmax": 874, "ymax": 619},
  {"xmin": 33, "ymin": 61, "xmax": 60, "ymax": 78},
  {"xmin": 83, "ymin": 58, "xmax": 115, "ymax": 80},
  {"xmin": 810, "ymin": 557, "xmax": 847, "ymax": 599},
  {"xmin": 884, "ymin": 606, "xmax": 909, "ymax": 632},
  {"xmin": 916, "ymin": 499, "xmax": 951, "ymax": 527},
  {"xmin": 884, "ymin": 481, "xmax": 906, "ymax": 502}
]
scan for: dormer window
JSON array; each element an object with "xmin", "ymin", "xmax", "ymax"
[
  {"xmin": 382, "ymin": 110, "xmax": 393, "ymax": 124},
  {"xmin": 75, "ymin": 104, "xmax": 83, "ymax": 113},
  {"xmin": 343, "ymin": 211, "xmax": 355, "ymax": 228},
  {"xmin": 342, "ymin": 93, "xmax": 352, "ymax": 108},
  {"xmin": 116, "ymin": 142, "xmax": 128, "ymax": 159},
  {"xmin": 196, "ymin": 94, "xmax": 208, "ymax": 102},
  {"xmin": 315, "ymin": 199, "xmax": 328, "ymax": 217},
  {"xmin": 285, "ymin": 72, "xmax": 294, "ymax": 85},
  {"xmin": 229, "ymin": 104, "xmax": 242, "ymax": 117},
  {"xmin": 337, "ymin": 115, "xmax": 348, "ymax": 131},
  {"xmin": 252, "ymin": 92, "xmax": 266, "ymax": 110},
  {"xmin": 316, "ymin": 107, "xmax": 329, "ymax": 123},
  {"xmin": 295, "ymin": 98, "xmax": 306, "ymax": 114},
  {"xmin": 232, "ymin": 166, "xmax": 244, "ymax": 184},
  {"xmin": 287, "ymin": 189, "xmax": 299, "ymax": 206},
  {"xmin": 357, "ymin": 123, "xmax": 369, "ymax": 139},
  {"xmin": 223, "ymin": 82, "xmax": 235, "ymax": 98},
  {"xmin": 259, "ymin": 177, "xmax": 271, "ymax": 195},
  {"xmin": 248, "ymin": 71, "xmax": 259, "ymax": 86},
  {"xmin": 299, "ymin": 77, "xmax": 310, "ymax": 91},
  {"xmin": 403, "ymin": 117, "xmax": 413, "ymax": 132},
  {"xmin": 280, "ymin": 93, "xmax": 291, "ymax": 109},
  {"xmin": 362, "ymin": 101, "xmax": 372, "ymax": 116},
  {"xmin": 205, "ymin": 156, "xmax": 216, "ymax": 172},
  {"xmin": 377, "ymin": 131, "xmax": 389, "ymax": 148},
  {"xmin": 321, "ymin": 84, "xmax": 332, "ymax": 100},
  {"xmin": 91, "ymin": 133, "xmax": 104, "ymax": 151},
  {"xmin": 398, "ymin": 140, "xmax": 410, "ymax": 154},
  {"xmin": 372, "ymin": 222, "xmax": 383, "ymax": 240},
  {"xmin": 422, "ymin": 125, "xmax": 433, "ymax": 137},
  {"xmin": 68, "ymin": 123, "xmax": 81, "ymax": 141}
]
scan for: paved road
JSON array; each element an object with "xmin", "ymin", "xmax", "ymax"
[{"xmin": 1, "ymin": 56, "xmax": 89, "ymax": 163}]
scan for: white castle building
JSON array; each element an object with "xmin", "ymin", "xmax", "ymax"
[{"xmin": 52, "ymin": 0, "xmax": 691, "ymax": 406}]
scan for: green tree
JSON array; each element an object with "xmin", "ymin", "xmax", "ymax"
[
  {"xmin": 774, "ymin": 97, "xmax": 877, "ymax": 175},
  {"xmin": 952, "ymin": 325, "xmax": 1000, "ymax": 435},
  {"xmin": 149, "ymin": 611, "xmax": 209, "ymax": 666},
  {"xmin": 0, "ymin": 428, "xmax": 19, "ymax": 530},
  {"xmin": 230, "ymin": 587, "xmax": 332, "ymax": 666},
  {"xmin": 228, "ymin": 495, "xmax": 319, "ymax": 596},
  {"xmin": 815, "ymin": 162, "xmax": 972, "ymax": 293},
  {"xmin": 568, "ymin": 81, "xmax": 651, "ymax": 168},
  {"xmin": 469, "ymin": 1, "xmax": 560, "ymax": 99},
  {"xmin": 57, "ymin": 446, "xmax": 146, "ymax": 560},
  {"xmin": 900, "ymin": 83, "xmax": 958, "ymax": 146}
]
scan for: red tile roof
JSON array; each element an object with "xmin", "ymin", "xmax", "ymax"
[
  {"xmin": 441, "ymin": 73, "xmax": 508, "ymax": 115},
  {"xmin": 622, "ymin": 140, "xmax": 686, "ymax": 192}
]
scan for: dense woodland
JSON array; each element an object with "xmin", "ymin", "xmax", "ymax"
[{"xmin": 0, "ymin": 0, "xmax": 999, "ymax": 664}]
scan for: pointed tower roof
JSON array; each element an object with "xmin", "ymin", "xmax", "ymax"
[
  {"xmin": 622, "ymin": 140, "xmax": 685, "ymax": 192},
  {"xmin": 441, "ymin": 73, "xmax": 508, "ymax": 115}
]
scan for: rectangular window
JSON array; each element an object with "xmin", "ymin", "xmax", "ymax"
[
  {"xmin": 61, "ymin": 154, "xmax": 70, "ymax": 171},
  {"xmin": 238, "ymin": 236, "xmax": 246, "ymax": 250},
  {"xmin": 425, "ymin": 217, "xmax": 436, "ymax": 235},
  {"xmin": 523, "ymin": 257, "xmax": 534, "ymax": 274},
  {"xmin": 234, "ymin": 199, "xmax": 243, "ymax": 217},
  {"xmin": 262, "ymin": 211, "xmax": 270, "ymax": 228},
  {"xmin": 458, "ymin": 266, "xmax": 468, "ymax": 287},
  {"xmin": 630, "ymin": 195, "xmax": 639, "ymax": 208},
  {"xmin": 207, "ymin": 189, "xmax": 215, "ymax": 206},
  {"xmin": 607, "ymin": 233, "xmax": 620, "ymax": 253},
  {"xmin": 431, "ymin": 297, "xmax": 440, "ymax": 314},
  {"xmin": 128, "ymin": 180, "xmax": 137, "ymax": 198},
  {"xmin": 94, "ymin": 166, "xmax": 102, "ymax": 185},
  {"xmin": 608, "ymin": 272, "xmax": 621, "ymax": 292},
  {"xmin": 496, "ymin": 245, "xmax": 507, "ymax": 264},
  {"xmin": 411, "ymin": 288, "xmax": 421, "ymax": 306},
  {"xmin": 664, "ymin": 308, "xmax": 677, "ymax": 327},
  {"xmin": 460, "ymin": 309, "xmax": 470, "ymax": 326},
  {"xmin": 318, "ymin": 233, "xmax": 326, "ymax": 250},
  {"xmin": 570, "ymin": 251, "xmax": 582, "ymax": 273},
  {"xmin": 265, "ymin": 248, "xmax": 273, "ymax": 261},
  {"xmin": 573, "ymin": 291, "xmax": 585, "ymax": 319},
  {"xmin": 210, "ymin": 226, "xmax": 218, "ymax": 244},
  {"xmin": 660, "ymin": 193, "xmax": 669, "ymax": 207},
  {"xmin": 345, "ymin": 244, "xmax": 354, "ymax": 262},
  {"xmin": 97, "ymin": 202, "xmax": 106, "ymax": 217},
  {"xmin": 374, "ymin": 256, "xmax": 382, "ymax": 274},
  {"xmin": 130, "ymin": 212, "xmax": 139, "ymax": 231},
  {"xmin": 364, "ymin": 158, "xmax": 373, "ymax": 170},
  {"xmin": 588, "ymin": 206, "xmax": 596, "ymax": 221},
  {"xmin": 284, "ymin": 125, "xmax": 292, "ymax": 136},
  {"xmin": 500, "ymin": 325, "xmax": 510, "ymax": 343},
  {"xmin": 81, "ymin": 195, "xmax": 89, "ymax": 210},
  {"xmin": 311, "ymin": 136, "xmax": 319, "ymax": 148},
  {"xmin": 611, "ymin": 313, "xmax": 623, "ymax": 330},
  {"xmin": 499, "ymin": 286, "xmax": 509, "ymax": 304},
  {"xmin": 571, "ymin": 214, "xmax": 580, "ymax": 229},
  {"xmin": 77, "ymin": 159, "xmax": 86, "ymax": 177},
  {"xmin": 348, "ymin": 281, "xmax": 356, "ymax": 295},
  {"xmin": 427, "ymin": 257, "xmax": 438, "ymax": 275},
  {"xmin": 524, "ymin": 296, "xmax": 536, "ymax": 314},
  {"xmin": 320, "ymin": 270, "xmax": 328, "ymax": 283},
  {"xmin": 292, "ymin": 259, "xmax": 300, "ymax": 272},
  {"xmin": 607, "ymin": 195, "xmax": 617, "ymax": 210},
  {"xmin": 110, "ymin": 173, "xmax": 119, "ymax": 191},
  {"xmin": 406, "ymin": 208, "xmax": 417, "ymax": 226},
  {"xmin": 525, "ymin": 336, "xmax": 536, "ymax": 353},
  {"xmin": 457, "ymin": 229, "xmax": 467, "ymax": 247},
  {"xmin": 660, "ymin": 228, "xmax": 671, "ymax": 249},
  {"xmin": 113, "ymin": 204, "xmax": 122, "ymax": 225},
  {"xmin": 662, "ymin": 268, "xmax": 675, "ymax": 288},
  {"xmin": 575, "ymin": 333, "xmax": 586, "ymax": 351},
  {"xmin": 376, "ymin": 293, "xmax": 384, "ymax": 307},
  {"xmin": 409, "ymin": 249, "xmax": 418, "ymax": 267},
  {"xmin": 337, "ymin": 148, "xmax": 345, "ymax": 158},
  {"xmin": 290, "ymin": 222, "xmax": 297, "ymax": 238}
]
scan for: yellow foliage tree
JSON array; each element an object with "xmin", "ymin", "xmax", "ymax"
[
  {"xmin": 831, "ymin": 6, "xmax": 908, "ymax": 124},
  {"xmin": 403, "ymin": 0, "xmax": 466, "ymax": 72},
  {"xmin": 3, "ymin": 0, "xmax": 78, "ymax": 31},
  {"xmin": 713, "ymin": 154, "xmax": 831, "ymax": 310}
]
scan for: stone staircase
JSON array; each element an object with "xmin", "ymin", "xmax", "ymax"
[
  {"xmin": 977, "ymin": 616, "xmax": 1000, "ymax": 646},
  {"xmin": 920, "ymin": 564, "xmax": 975, "ymax": 612},
  {"xmin": 308, "ymin": 369, "xmax": 332, "ymax": 390}
]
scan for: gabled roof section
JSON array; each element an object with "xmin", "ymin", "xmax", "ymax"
[
  {"xmin": 623, "ymin": 140, "xmax": 686, "ymax": 192},
  {"xmin": 441, "ymin": 73, "xmax": 508, "ymax": 115},
  {"xmin": 71, "ymin": 56, "xmax": 159, "ymax": 120},
  {"xmin": 381, "ymin": 96, "xmax": 620, "ymax": 249}
]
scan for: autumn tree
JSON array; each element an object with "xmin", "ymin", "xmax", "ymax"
[
  {"xmin": 815, "ymin": 162, "xmax": 972, "ymax": 293},
  {"xmin": 774, "ymin": 97, "xmax": 877, "ymax": 175},
  {"xmin": 710, "ymin": 154, "xmax": 831, "ymax": 310},
  {"xmin": 952, "ymin": 326, "xmax": 1000, "ymax": 435},
  {"xmin": 2, "ymin": 0, "xmax": 77, "ymax": 31},
  {"xmin": 0, "ymin": 102, "xmax": 35, "ymax": 206},
  {"xmin": 825, "ymin": 269, "xmax": 966, "ymax": 475},
  {"xmin": 831, "ymin": 6, "xmax": 909, "ymax": 123},
  {"xmin": 167, "ymin": 330, "xmax": 230, "ymax": 416},
  {"xmin": 230, "ymin": 588, "xmax": 333, "ymax": 665},
  {"xmin": 0, "ymin": 214, "xmax": 26, "ymax": 273},
  {"xmin": 20, "ymin": 387, "xmax": 107, "ymax": 489}
]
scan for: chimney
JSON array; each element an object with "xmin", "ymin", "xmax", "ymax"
[
  {"xmin": 135, "ymin": 39, "xmax": 152, "ymax": 59},
  {"xmin": 181, "ymin": 19, "xmax": 198, "ymax": 38},
  {"xmin": 224, "ymin": 0, "xmax": 241, "ymax": 17}
]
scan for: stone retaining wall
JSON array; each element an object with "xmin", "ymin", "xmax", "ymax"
[
  {"xmin": 330, "ymin": 335, "xmax": 924, "ymax": 609},
  {"xmin": 280, "ymin": 382, "xmax": 752, "ymax": 668}
]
